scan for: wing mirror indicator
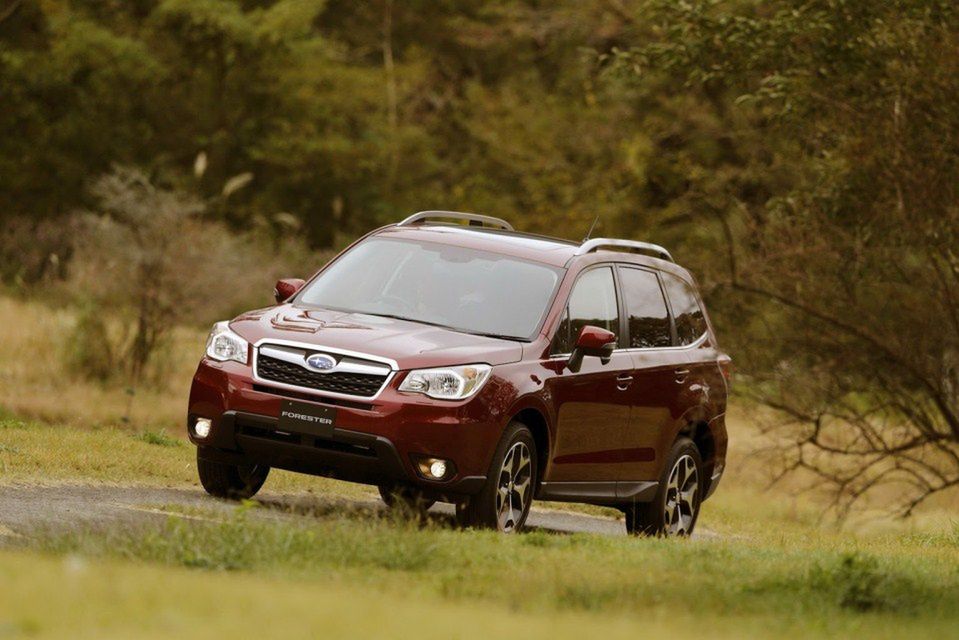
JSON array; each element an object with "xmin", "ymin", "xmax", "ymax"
[
  {"xmin": 274, "ymin": 278, "xmax": 306, "ymax": 304},
  {"xmin": 567, "ymin": 325, "xmax": 616, "ymax": 373}
]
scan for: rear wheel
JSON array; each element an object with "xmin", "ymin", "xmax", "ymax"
[
  {"xmin": 458, "ymin": 421, "xmax": 536, "ymax": 533},
  {"xmin": 625, "ymin": 437, "xmax": 702, "ymax": 537},
  {"xmin": 197, "ymin": 451, "xmax": 270, "ymax": 499},
  {"xmin": 378, "ymin": 483, "xmax": 435, "ymax": 513}
]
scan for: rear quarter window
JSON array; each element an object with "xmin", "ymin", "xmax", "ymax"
[{"xmin": 661, "ymin": 272, "xmax": 708, "ymax": 345}]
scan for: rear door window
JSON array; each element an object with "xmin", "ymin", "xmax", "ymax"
[
  {"xmin": 551, "ymin": 266, "xmax": 620, "ymax": 354},
  {"xmin": 661, "ymin": 272, "xmax": 707, "ymax": 345},
  {"xmin": 618, "ymin": 266, "xmax": 672, "ymax": 348}
]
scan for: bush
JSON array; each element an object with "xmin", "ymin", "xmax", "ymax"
[
  {"xmin": 811, "ymin": 553, "xmax": 920, "ymax": 613},
  {"xmin": 66, "ymin": 304, "xmax": 115, "ymax": 382},
  {"xmin": 65, "ymin": 166, "xmax": 329, "ymax": 387}
]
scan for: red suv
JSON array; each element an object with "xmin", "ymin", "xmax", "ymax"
[{"xmin": 188, "ymin": 211, "xmax": 729, "ymax": 536}]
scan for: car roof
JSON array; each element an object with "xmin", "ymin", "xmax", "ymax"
[
  {"xmin": 372, "ymin": 224, "xmax": 581, "ymax": 267},
  {"xmin": 372, "ymin": 223, "xmax": 687, "ymax": 275}
]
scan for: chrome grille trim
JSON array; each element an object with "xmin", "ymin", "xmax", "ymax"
[
  {"xmin": 252, "ymin": 339, "xmax": 396, "ymax": 401},
  {"xmin": 259, "ymin": 344, "xmax": 392, "ymax": 376}
]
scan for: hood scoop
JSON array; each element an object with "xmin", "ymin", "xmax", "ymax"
[{"xmin": 269, "ymin": 310, "xmax": 370, "ymax": 334}]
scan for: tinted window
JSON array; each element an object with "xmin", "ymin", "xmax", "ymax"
[
  {"xmin": 297, "ymin": 237, "xmax": 563, "ymax": 340},
  {"xmin": 551, "ymin": 267, "xmax": 619, "ymax": 354},
  {"xmin": 619, "ymin": 267, "xmax": 671, "ymax": 348},
  {"xmin": 661, "ymin": 272, "xmax": 707, "ymax": 345}
]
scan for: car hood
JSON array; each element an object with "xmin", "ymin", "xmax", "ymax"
[{"xmin": 229, "ymin": 304, "xmax": 524, "ymax": 369}]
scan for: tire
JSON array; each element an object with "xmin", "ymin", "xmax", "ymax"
[
  {"xmin": 378, "ymin": 483, "xmax": 436, "ymax": 513},
  {"xmin": 625, "ymin": 437, "xmax": 702, "ymax": 537},
  {"xmin": 197, "ymin": 450, "xmax": 270, "ymax": 499},
  {"xmin": 458, "ymin": 421, "xmax": 537, "ymax": 533}
]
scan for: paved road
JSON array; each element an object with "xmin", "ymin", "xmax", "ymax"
[{"xmin": 0, "ymin": 483, "xmax": 715, "ymax": 539}]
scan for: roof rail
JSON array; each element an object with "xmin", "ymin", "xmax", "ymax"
[
  {"xmin": 396, "ymin": 210, "xmax": 514, "ymax": 231},
  {"xmin": 576, "ymin": 238, "xmax": 673, "ymax": 262}
]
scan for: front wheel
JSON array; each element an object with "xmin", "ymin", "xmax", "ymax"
[
  {"xmin": 625, "ymin": 437, "xmax": 702, "ymax": 537},
  {"xmin": 458, "ymin": 421, "xmax": 536, "ymax": 533},
  {"xmin": 197, "ymin": 451, "xmax": 270, "ymax": 499}
]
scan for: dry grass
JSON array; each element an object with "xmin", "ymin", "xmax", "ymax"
[{"xmin": 0, "ymin": 296, "xmax": 200, "ymax": 431}]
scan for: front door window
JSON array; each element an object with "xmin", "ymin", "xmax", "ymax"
[{"xmin": 551, "ymin": 266, "xmax": 620, "ymax": 354}]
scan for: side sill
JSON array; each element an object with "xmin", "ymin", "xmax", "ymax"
[{"xmin": 537, "ymin": 480, "xmax": 659, "ymax": 505}]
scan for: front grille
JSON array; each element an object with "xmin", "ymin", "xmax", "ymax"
[
  {"xmin": 252, "ymin": 384, "xmax": 375, "ymax": 411},
  {"xmin": 257, "ymin": 354, "xmax": 387, "ymax": 397}
]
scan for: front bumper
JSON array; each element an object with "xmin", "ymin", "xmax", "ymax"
[
  {"xmin": 188, "ymin": 359, "xmax": 502, "ymax": 499},
  {"xmin": 195, "ymin": 411, "xmax": 486, "ymax": 499}
]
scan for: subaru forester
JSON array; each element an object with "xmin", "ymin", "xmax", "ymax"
[{"xmin": 187, "ymin": 211, "xmax": 729, "ymax": 536}]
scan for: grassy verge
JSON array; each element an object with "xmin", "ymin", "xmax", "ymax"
[
  {"xmin": 16, "ymin": 549, "xmax": 948, "ymax": 640},
  {"xmin": 2, "ymin": 424, "xmax": 959, "ymax": 638},
  {"xmin": 3, "ymin": 418, "xmax": 959, "ymax": 638},
  {"xmin": 6, "ymin": 501, "xmax": 959, "ymax": 640},
  {"xmin": 0, "ymin": 550, "xmax": 659, "ymax": 640}
]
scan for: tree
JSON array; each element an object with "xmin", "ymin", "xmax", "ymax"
[{"xmin": 614, "ymin": 0, "xmax": 959, "ymax": 516}]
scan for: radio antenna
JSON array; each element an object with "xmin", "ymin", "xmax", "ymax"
[{"xmin": 583, "ymin": 214, "xmax": 600, "ymax": 242}]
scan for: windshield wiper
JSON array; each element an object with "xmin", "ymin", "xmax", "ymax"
[
  {"xmin": 466, "ymin": 331, "xmax": 525, "ymax": 342},
  {"xmin": 358, "ymin": 312, "xmax": 452, "ymax": 330},
  {"xmin": 359, "ymin": 312, "xmax": 524, "ymax": 342}
]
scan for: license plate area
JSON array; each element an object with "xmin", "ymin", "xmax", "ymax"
[{"xmin": 277, "ymin": 400, "xmax": 336, "ymax": 438}]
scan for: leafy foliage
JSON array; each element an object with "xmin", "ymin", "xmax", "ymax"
[
  {"xmin": 3, "ymin": 0, "xmax": 959, "ymax": 513},
  {"xmin": 0, "ymin": 0, "xmax": 659, "ymax": 245},
  {"xmin": 615, "ymin": 0, "xmax": 959, "ymax": 515}
]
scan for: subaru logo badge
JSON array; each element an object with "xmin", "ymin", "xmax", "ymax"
[{"xmin": 305, "ymin": 353, "xmax": 337, "ymax": 373}]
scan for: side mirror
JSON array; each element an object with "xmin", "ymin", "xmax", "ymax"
[
  {"xmin": 567, "ymin": 325, "xmax": 616, "ymax": 373},
  {"xmin": 274, "ymin": 278, "xmax": 305, "ymax": 304}
]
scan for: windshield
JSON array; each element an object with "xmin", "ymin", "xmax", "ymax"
[{"xmin": 296, "ymin": 237, "xmax": 564, "ymax": 340}]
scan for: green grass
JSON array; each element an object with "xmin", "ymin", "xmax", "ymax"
[
  {"xmin": 133, "ymin": 429, "xmax": 184, "ymax": 448},
  {"xmin": 4, "ymin": 417, "xmax": 959, "ymax": 638},
  {"xmin": 0, "ymin": 551, "xmax": 667, "ymax": 640},
  {"xmin": 8, "ymin": 502, "xmax": 959, "ymax": 639}
]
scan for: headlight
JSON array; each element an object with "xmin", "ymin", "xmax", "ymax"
[
  {"xmin": 398, "ymin": 364, "xmax": 492, "ymax": 400},
  {"xmin": 205, "ymin": 321, "xmax": 249, "ymax": 364}
]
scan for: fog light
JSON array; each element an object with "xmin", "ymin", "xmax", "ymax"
[
  {"xmin": 194, "ymin": 417, "xmax": 212, "ymax": 439},
  {"xmin": 414, "ymin": 456, "xmax": 454, "ymax": 480},
  {"xmin": 429, "ymin": 460, "xmax": 447, "ymax": 479}
]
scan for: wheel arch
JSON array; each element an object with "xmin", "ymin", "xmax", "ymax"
[
  {"xmin": 679, "ymin": 420, "xmax": 717, "ymax": 494},
  {"xmin": 508, "ymin": 403, "xmax": 551, "ymax": 494}
]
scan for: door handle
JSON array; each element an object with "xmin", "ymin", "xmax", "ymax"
[
  {"xmin": 674, "ymin": 368, "xmax": 690, "ymax": 384},
  {"xmin": 616, "ymin": 374, "xmax": 634, "ymax": 390}
]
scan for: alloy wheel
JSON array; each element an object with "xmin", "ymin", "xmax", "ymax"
[
  {"xmin": 664, "ymin": 454, "xmax": 699, "ymax": 536},
  {"xmin": 495, "ymin": 441, "xmax": 532, "ymax": 532}
]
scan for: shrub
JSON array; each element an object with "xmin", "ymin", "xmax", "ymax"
[
  {"xmin": 65, "ymin": 166, "xmax": 330, "ymax": 387},
  {"xmin": 811, "ymin": 553, "xmax": 920, "ymax": 613},
  {"xmin": 66, "ymin": 304, "xmax": 115, "ymax": 382}
]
